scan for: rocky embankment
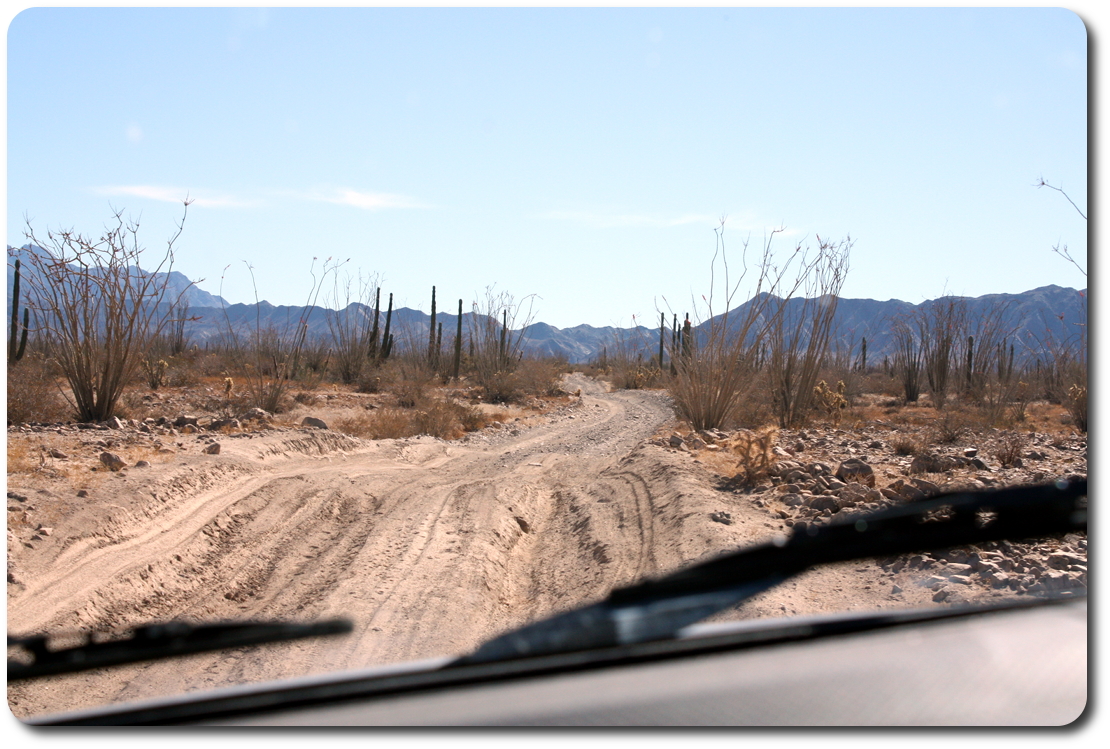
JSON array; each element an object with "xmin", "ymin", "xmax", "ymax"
[{"xmin": 651, "ymin": 423, "xmax": 1088, "ymax": 605}]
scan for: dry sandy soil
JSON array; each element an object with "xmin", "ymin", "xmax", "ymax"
[{"xmin": 5, "ymin": 373, "xmax": 1087, "ymax": 720}]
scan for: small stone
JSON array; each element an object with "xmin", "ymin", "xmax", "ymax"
[
  {"xmin": 709, "ymin": 511, "xmax": 732, "ymax": 525},
  {"xmin": 134, "ymin": 460, "xmax": 151, "ymax": 468},
  {"xmin": 202, "ymin": 443, "xmax": 221, "ymax": 455},
  {"xmin": 301, "ymin": 416, "xmax": 329, "ymax": 430},
  {"xmin": 77, "ymin": 489, "xmax": 89, "ymax": 498},
  {"xmin": 99, "ymin": 452, "xmax": 127, "ymax": 471},
  {"xmin": 49, "ymin": 448, "xmax": 69, "ymax": 459},
  {"xmin": 835, "ymin": 458, "xmax": 875, "ymax": 487}
]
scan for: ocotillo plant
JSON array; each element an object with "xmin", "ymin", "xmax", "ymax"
[
  {"xmin": 8, "ymin": 257, "xmax": 29, "ymax": 364},
  {"xmin": 659, "ymin": 312, "xmax": 666, "ymax": 371}
]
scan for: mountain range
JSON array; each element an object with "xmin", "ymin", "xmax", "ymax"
[{"xmin": 8, "ymin": 245, "xmax": 1086, "ymax": 366}]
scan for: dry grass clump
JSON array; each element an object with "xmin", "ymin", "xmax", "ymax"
[
  {"xmin": 890, "ymin": 435, "xmax": 924, "ymax": 456},
  {"xmin": 7, "ymin": 356, "xmax": 72, "ymax": 424},
  {"xmin": 722, "ymin": 427, "xmax": 779, "ymax": 486}
]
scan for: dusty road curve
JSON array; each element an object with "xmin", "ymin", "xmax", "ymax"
[{"xmin": 10, "ymin": 374, "xmax": 718, "ymax": 716}]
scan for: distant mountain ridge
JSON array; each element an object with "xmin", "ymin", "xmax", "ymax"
[{"xmin": 7, "ymin": 245, "xmax": 1085, "ymax": 365}]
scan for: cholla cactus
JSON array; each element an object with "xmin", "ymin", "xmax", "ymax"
[
  {"xmin": 813, "ymin": 379, "xmax": 848, "ymax": 423},
  {"xmin": 142, "ymin": 358, "xmax": 169, "ymax": 390}
]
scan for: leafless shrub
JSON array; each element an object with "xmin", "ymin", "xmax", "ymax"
[
  {"xmin": 891, "ymin": 314, "xmax": 923, "ymax": 404},
  {"xmin": 993, "ymin": 432, "xmax": 1026, "ymax": 468},
  {"xmin": 12, "ymin": 203, "xmax": 195, "ymax": 421},
  {"xmin": 666, "ymin": 222, "xmax": 812, "ymax": 432},
  {"xmin": 325, "ymin": 271, "xmax": 380, "ymax": 385},
  {"xmin": 766, "ymin": 235, "xmax": 852, "ymax": 427},
  {"xmin": 218, "ymin": 259, "xmax": 337, "ymax": 413},
  {"xmin": 466, "ymin": 287, "xmax": 537, "ymax": 403},
  {"xmin": 919, "ymin": 296, "xmax": 966, "ymax": 411}
]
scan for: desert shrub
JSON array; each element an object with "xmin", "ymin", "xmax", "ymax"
[
  {"xmin": 414, "ymin": 398, "xmax": 485, "ymax": 440},
  {"xmin": 333, "ymin": 407, "xmax": 413, "ymax": 440},
  {"xmin": 13, "ymin": 205, "xmax": 195, "ymax": 422},
  {"xmin": 932, "ymin": 410, "xmax": 970, "ymax": 444},
  {"xmin": 1065, "ymin": 383, "xmax": 1087, "ymax": 433},
  {"xmin": 6, "ymin": 356, "xmax": 71, "ymax": 424},
  {"xmin": 891, "ymin": 435, "xmax": 924, "ymax": 456},
  {"xmin": 293, "ymin": 391, "xmax": 319, "ymax": 406},
  {"xmin": 513, "ymin": 357, "xmax": 568, "ymax": 397},
  {"xmin": 993, "ymin": 432, "xmax": 1026, "ymax": 468},
  {"xmin": 389, "ymin": 357, "xmax": 436, "ymax": 408}
]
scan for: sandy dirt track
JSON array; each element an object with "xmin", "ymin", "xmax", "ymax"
[{"xmin": 8, "ymin": 374, "xmax": 752, "ymax": 717}]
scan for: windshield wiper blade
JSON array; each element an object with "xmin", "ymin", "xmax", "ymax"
[
  {"xmin": 8, "ymin": 618, "xmax": 353, "ymax": 681},
  {"xmin": 455, "ymin": 478, "xmax": 1086, "ymax": 666}
]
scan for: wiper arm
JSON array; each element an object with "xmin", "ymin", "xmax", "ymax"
[
  {"xmin": 8, "ymin": 618, "xmax": 352, "ymax": 681},
  {"xmin": 455, "ymin": 478, "xmax": 1086, "ymax": 666}
]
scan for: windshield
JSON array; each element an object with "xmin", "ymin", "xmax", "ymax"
[{"xmin": 6, "ymin": 6, "xmax": 1087, "ymax": 723}]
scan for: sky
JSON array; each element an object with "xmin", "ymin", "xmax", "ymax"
[{"xmin": 3, "ymin": 3, "xmax": 1090, "ymax": 330}]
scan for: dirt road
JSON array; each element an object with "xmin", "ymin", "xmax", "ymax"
[
  {"xmin": 12, "ymin": 371, "xmax": 1084, "ymax": 720},
  {"xmin": 9, "ymin": 374, "xmax": 742, "ymax": 717}
]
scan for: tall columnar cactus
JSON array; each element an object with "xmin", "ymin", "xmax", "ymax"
[
  {"xmin": 670, "ymin": 314, "xmax": 678, "ymax": 376},
  {"xmin": 8, "ymin": 258, "xmax": 29, "ymax": 363},
  {"xmin": 427, "ymin": 285, "xmax": 437, "ymax": 366},
  {"xmin": 681, "ymin": 314, "xmax": 692, "ymax": 360},
  {"xmin": 965, "ymin": 335, "xmax": 974, "ymax": 391},
  {"xmin": 368, "ymin": 287, "xmax": 381, "ymax": 361},
  {"xmin": 453, "ymin": 298, "xmax": 463, "ymax": 380},
  {"xmin": 381, "ymin": 292, "xmax": 394, "ymax": 361},
  {"xmin": 859, "ymin": 336, "xmax": 867, "ymax": 372},
  {"xmin": 997, "ymin": 337, "xmax": 1013, "ymax": 384}
]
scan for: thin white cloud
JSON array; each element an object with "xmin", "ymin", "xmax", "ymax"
[
  {"xmin": 541, "ymin": 210, "xmax": 717, "ymax": 229},
  {"xmin": 92, "ymin": 185, "xmax": 258, "ymax": 208},
  {"xmin": 303, "ymin": 188, "xmax": 426, "ymax": 211},
  {"xmin": 126, "ymin": 124, "xmax": 143, "ymax": 143}
]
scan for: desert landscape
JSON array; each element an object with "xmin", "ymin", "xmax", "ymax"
[{"xmin": 6, "ymin": 360, "xmax": 1088, "ymax": 719}]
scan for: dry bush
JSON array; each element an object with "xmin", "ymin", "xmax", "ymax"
[
  {"xmin": 389, "ymin": 357, "xmax": 436, "ymax": 408},
  {"xmin": 891, "ymin": 435, "xmax": 924, "ymax": 456},
  {"xmin": 1065, "ymin": 382, "xmax": 1087, "ymax": 433},
  {"xmin": 723, "ymin": 427, "xmax": 779, "ymax": 485},
  {"xmin": 6, "ymin": 356, "xmax": 71, "ymax": 424},
  {"xmin": 333, "ymin": 407, "xmax": 411, "ymax": 440},
  {"xmin": 993, "ymin": 432, "xmax": 1027, "ymax": 468},
  {"xmin": 513, "ymin": 357, "xmax": 568, "ymax": 398},
  {"xmin": 293, "ymin": 391, "xmax": 319, "ymax": 406},
  {"xmin": 932, "ymin": 409, "xmax": 971, "ymax": 444},
  {"xmin": 414, "ymin": 398, "xmax": 485, "ymax": 440}
]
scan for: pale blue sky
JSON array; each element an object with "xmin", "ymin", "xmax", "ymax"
[{"xmin": 5, "ymin": 5, "xmax": 1089, "ymax": 329}]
